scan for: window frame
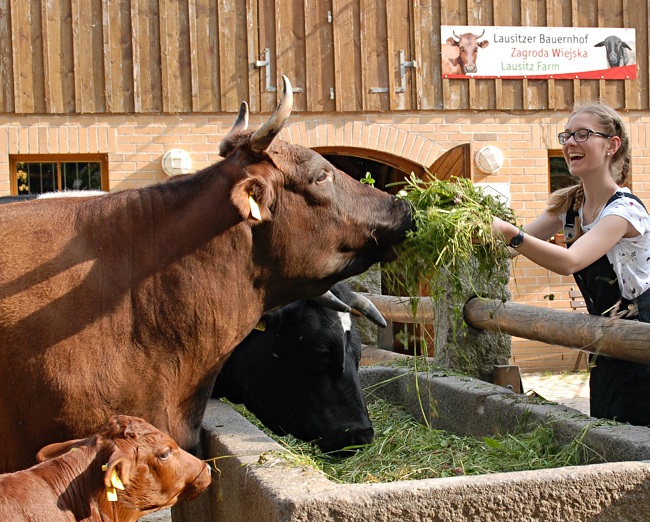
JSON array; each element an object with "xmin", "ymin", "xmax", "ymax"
[
  {"xmin": 548, "ymin": 150, "xmax": 577, "ymax": 194},
  {"xmin": 9, "ymin": 154, "xmax": 109, "ymax": 195},
  {"xmin": 548, "ymin": 149, "xmax": 632, "ymax": 193}
]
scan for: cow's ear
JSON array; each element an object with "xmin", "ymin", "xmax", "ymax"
[
  {"xmin": 231, "ymin": 177, "xmax": 274, "ymax": 222},
  {"xmin": 103, "ymin": 450, "xmax": 135, "ymax": 490},
  {"xmin": 36, "ymin": 438, "xmax": 88, "ymax": 462}
]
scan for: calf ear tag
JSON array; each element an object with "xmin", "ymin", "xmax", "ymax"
[
  {"xmin": 106, "ymin": 487, "xmax": 118, "ymax": 502},
  {"xmin": 249, "ymin": 193, "xmax": 262, "ymax": 221},
  {"xmin": 110, "ymin": 469, "xmax": 125, "ymax": 490},
  {"xmin": 102, "ymin": 464, "xmax": 125, "ymax": 501}
]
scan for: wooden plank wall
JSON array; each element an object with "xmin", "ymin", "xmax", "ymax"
[{"xmin": 0, "ymin": 0, "xmax": 646, "ymax": 115}]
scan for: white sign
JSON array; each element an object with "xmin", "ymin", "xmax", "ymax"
[
  {"xmin": 441, "ymin": 26, "xmax": 636, "ymax": 80},
  {"xmin": 475, "ymin": 182, "xmax": 511, "ymax": 207}
]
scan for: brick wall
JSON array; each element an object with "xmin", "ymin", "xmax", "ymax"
[{"xmin": 3, "ymin": 110, "xmax": 649, "ymax": 373}]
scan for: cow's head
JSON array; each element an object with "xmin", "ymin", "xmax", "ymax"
[
  {"xmin": 217, "ymin": 76, "xmax": 413, "ymax": 307},
  {"xmin": 447, "ymin": 30, "xmax": 489, "ymax": 74},
  {"xmin": 595, "ymin": 36, "xmax": 631, "ymax": 68},
  {"xmin": 213, "ymin": 283, "xmax": 375, "ymax": 455}
]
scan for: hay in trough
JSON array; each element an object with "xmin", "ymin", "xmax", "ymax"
[{"xmin": 227, "ymin": 397, "xmax": 602, "ymax": 484}]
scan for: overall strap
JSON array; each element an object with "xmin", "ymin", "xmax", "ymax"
[
  {"xmin": 565, "ymin": 191, "xmax": 647, "ymax": 230},
  {"xmin": 604, "ymin": 191, "xmax": 647, "ymax": 212},
  {"xmin": 562, "ymin": 192, "xmax": 648, "ymax": 316}
]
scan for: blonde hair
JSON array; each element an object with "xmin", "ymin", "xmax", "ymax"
[{"xmin": 548, "ymin": 102, "xmax": 631, "ymax": 242}]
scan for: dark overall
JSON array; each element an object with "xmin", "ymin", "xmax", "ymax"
[{"xmin": 565, "ymin": 192, "xmax": 650, "ymax": 426}]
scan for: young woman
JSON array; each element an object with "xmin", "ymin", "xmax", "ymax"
[{"xmin": 492, "ymin": 102, "xmax": 650, "ymax": 425}]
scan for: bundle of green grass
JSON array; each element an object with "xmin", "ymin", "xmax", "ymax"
[{"xmin": 383, "ymin": 173, "xmax": 517, "ymax": 303}]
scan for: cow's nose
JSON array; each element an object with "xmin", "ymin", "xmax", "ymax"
[
  {"xmin": 319, "ymin": 426, "xmax": 375, "ymax": 456},
  {"xmin": 352, "ymin": 426, "xmax": 374, "ymax": 446}
]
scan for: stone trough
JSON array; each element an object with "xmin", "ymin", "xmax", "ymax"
[{"xmin": 173, "ymin": 365, "xmax": 650, "ymax": 522}]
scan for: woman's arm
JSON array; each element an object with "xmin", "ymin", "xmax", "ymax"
[{"xmin": 494, "ymin": 212, "xmax": 629, "ymax": 275}]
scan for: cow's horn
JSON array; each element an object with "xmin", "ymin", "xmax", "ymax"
[
  {"xmin": 452, "ymin": 30, "xmax": 460, "ymax": 40},
  {"xmin": 343, "ymin": 292, "xmax": 387, "ymax": 328},
  {"xmin": 250, "ymin": 75, "xmax": 293, "ymax": 153},
  {"xmin": 318, "ymin": 290, "xmax": 387, "ymax": 328},
  {"xmin": 316, "ymin": 291, "xmax": 352, "ymax": 314},
  {"xmin": 477, "ymin": 29, "xmax": 485, "ymax": 38},
  {"xmin": 218, "ymin": 101, "xmax": 249, "ymax": 156}
]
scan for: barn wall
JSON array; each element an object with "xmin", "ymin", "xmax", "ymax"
[{"xmin": 0, "ymin": 0, "xmax": 646, "ymax": 115}]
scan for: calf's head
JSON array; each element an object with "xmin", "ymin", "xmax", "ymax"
[{"xmin": 37, "ymin": 415, "xmax": 211, "ymax": 516}]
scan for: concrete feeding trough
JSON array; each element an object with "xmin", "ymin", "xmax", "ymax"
[{"xmin": 173, "ymin": 365, "xmax": 650, "ymax": 521}]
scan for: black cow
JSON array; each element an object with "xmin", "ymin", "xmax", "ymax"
[
  {"xmin": 595, "ymin": 36, "xmax": 632, "ymax": 68},
  {"xmin": 212, "ymin": 283, "xmax": 384, "ymax": 454}
]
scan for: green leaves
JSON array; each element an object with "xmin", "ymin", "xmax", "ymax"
[
  {"xmin": 384, "ymin": 173, "xmax": 517, "ymax": 306},
  {"xmin": 360, "ymin": 172, "xmax": 376, "ymax": 186}
]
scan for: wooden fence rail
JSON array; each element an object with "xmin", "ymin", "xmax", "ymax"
[
  {"xmin": 464, "ymin": 298, "xmax": 650, "ymax": 367},
  {"xmin": 361, "ymin": 294, "xmax": 650, "ymax": 367}
]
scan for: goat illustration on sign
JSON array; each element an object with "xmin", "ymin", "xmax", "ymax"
[{"xmin": 594, "ymin": 35, "xmax": 633, "ymax": 68}]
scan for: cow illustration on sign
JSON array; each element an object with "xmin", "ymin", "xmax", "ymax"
[{"xmin": 441, "ymin": 29, "xmax": 489, "ymax": 75}]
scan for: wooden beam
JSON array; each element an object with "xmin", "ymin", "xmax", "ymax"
[
  {"xmin": 130, "ymin": 0, "xmax": 142, "ymax": 112},
  {"xmin": 101, "ymin": 0, "xmax": 113, "ymax": 112},
  {"xmin": 465, "ymin": 298, "xmax": 650, "ymax": 366}
]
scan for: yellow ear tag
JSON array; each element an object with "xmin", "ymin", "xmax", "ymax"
[
  {"xmin": 102, "ymin": 464, "xmax": 124, "ymax": 500},
  {"xmin": 110, "ymin": 469, "xmax": 125, "ymax": 490},
  {"xmin": 106, "ymin": 487, "xmax": 118, "ymax": 502},
  {"xmin": 249, "ymin": 194, "xmax": 262, "ymax": 221},
  {"xmin": 254, "ymin": 320, "xmax": 266, "ymax": 331}
]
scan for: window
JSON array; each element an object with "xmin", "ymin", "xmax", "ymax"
[
  {"xmin": 548, "ymin": 151, "xmax": 577, "ymax": 193},
  {"xmin": 10, "ymin": 155, "xmax": 108, "ymax": 195}
]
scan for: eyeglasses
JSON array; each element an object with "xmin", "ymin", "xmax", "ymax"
[{"xmin": 558, "ymin": 128, "xmax": 613, "ymax": 145}]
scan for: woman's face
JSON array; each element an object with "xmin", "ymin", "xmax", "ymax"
[{"xmin": 562, "ymin": 112, "xmax": 618, "ymax": 178}]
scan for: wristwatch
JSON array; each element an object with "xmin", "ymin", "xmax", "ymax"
[{"xmin": 509, "ymin": 229, "xmax": 524, "ymax": 248}]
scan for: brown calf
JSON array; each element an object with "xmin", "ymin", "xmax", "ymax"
[{"xmin": 0, "ymin": 416, "xmax": 210, "ymax": 522}]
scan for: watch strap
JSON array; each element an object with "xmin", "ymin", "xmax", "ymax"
[{"xmin": 509, "ymin": 229, "xmax": 524, "ymax": 248}]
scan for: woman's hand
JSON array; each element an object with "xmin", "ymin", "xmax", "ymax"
[{"xmin": 492, "ymin": 216, "xmax": 520, "ymax": 244}]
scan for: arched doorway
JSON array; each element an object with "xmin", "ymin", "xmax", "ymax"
[{"xmin": 318, "ymin": 144, "xmax": 472, "ymax": 356}]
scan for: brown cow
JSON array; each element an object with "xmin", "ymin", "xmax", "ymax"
[
  {"xmin": 441, "ymin": 30, "xmax": 489, "ymax": 75},
  {"xmin": 0, "ymin": 76, "xmax": 413, "ymax": 472},
  {"xmin": 0, "ymin": 415, "xmax": 210, "ymax": 521}
]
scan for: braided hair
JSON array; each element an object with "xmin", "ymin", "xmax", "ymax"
[{"xmin": 548, "ymin": 102, "xmax": 631, "ymax": 242}]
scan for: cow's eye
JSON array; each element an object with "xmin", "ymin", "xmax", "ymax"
[
  {"xmin": 315, "ymin": 170, "xmax": 329, "ymax": 184},
  {"xmin": 158, "ymin": 448, "xmax": 173, "ymax": 461}
]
